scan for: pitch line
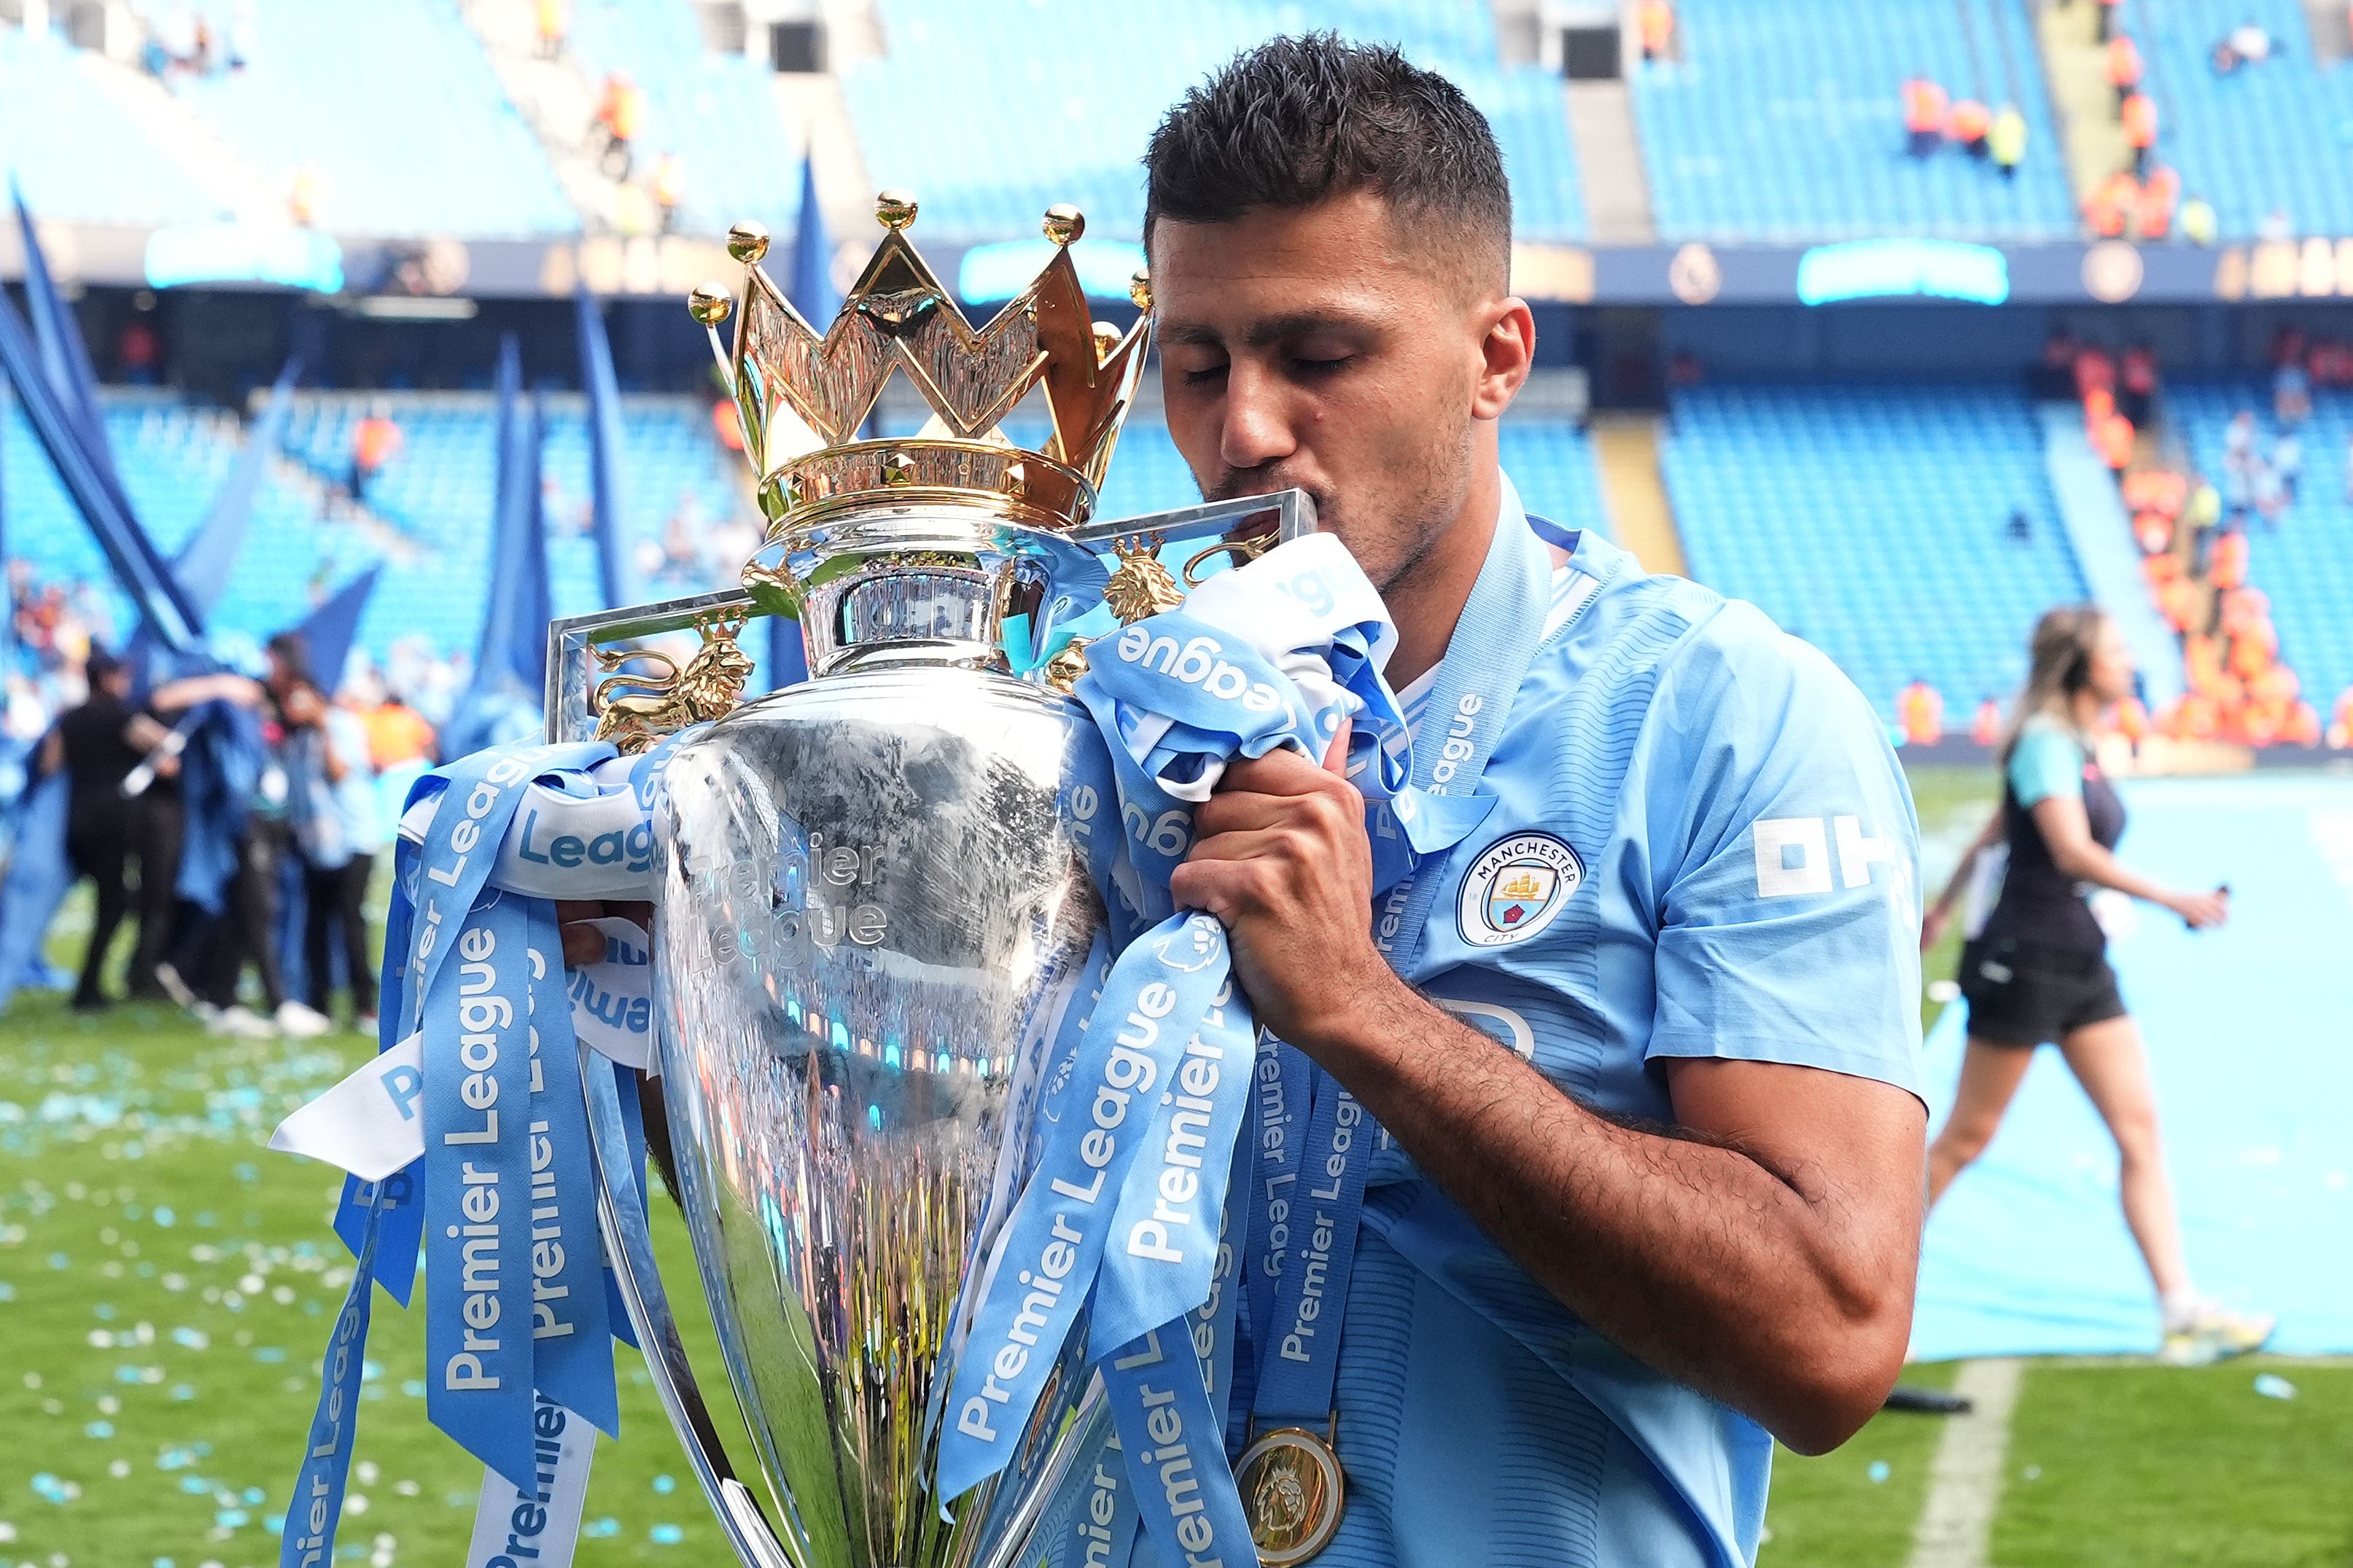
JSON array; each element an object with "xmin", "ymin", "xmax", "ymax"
[{"xmin": 1906, "ymin": 1357, "xmax": 2025, "ymax": 1568}]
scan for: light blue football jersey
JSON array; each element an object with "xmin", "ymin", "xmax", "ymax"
[{"xmin": 1141, "ymin": 486, "xmax": 1924, "ymax": 1568}]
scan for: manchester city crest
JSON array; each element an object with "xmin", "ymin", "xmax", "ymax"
[{"xmin": 1457, "ymin": 832, "xmax": 1584, "ymax": 948}]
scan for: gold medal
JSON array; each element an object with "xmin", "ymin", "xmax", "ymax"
[{"xmin": 1234, "ymin": 1425, "xmax": 1345, "ymax": 1565}]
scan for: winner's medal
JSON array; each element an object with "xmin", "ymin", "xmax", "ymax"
[{"xmin": 1235, "ymin": 1421, "xmax": 1345, "ymax": 1564}]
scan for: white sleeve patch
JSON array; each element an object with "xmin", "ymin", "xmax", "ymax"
[{"xmin": 1753, "ymin": 816, "xmax": 1833, "ymax": 897}]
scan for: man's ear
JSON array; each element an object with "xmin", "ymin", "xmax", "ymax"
[{"xmin": 1472, "ymin": 297, "xmax": 1536, "ymax": 421}]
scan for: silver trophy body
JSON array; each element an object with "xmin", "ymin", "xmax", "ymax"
[{"xmin": 551, "ymin": 489, "xmax": 1314, "ymax": 1568}]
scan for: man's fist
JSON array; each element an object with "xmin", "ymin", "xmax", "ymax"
[{"xmin": 1167, "ymin": 728, "xmax": 1396, "ymax": 1051}]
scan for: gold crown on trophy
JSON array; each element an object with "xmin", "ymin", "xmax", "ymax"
[{"xmin": 688, "ymin": 190, "xmax": 1152, "ymax": 533}]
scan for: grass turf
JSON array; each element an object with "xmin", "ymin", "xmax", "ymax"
[
  {"xmin": 0, "ymin": 994, "xmax": 736, "ymax": 1566},
  {"xmin": 8, "ymin": 760, "xmax": 2339, "ymax": 1566}
]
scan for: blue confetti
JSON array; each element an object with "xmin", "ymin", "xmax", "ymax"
[
  {"xmin": 264, "ymin": 1512, "xmax": 285, "ymax": 1534},
  {"xmin": 152, "ymin": 1207, "xmax": 174, "ymax": 1228},
  {"xmin": 171, "ymin": 1327, "xmax": 208, "ymax": 1349},
  {"xmin": 1868, "ymin": 1460, "xmax": 1891, "ymax": 1483},
  {"xmin": 155, "ymin": 1559, "xmax": 174, "ymax": 1568},
  {"xmin": 171, "ymin": 1384, "xmax": 195, "ymax": 1400},
  {"xmin": 85, "ymin": 1420, "xmax": 114, "ymax": 1438},
  {"xmin": 0, "ymin": 1282, "xmax": 15, "ymax": 1301},
  {"xmin": 252, "ymin": 1346, "xmax": 286, "ymax": 1363},
  {"xmin": 180, "ymin": 1476, "xmax": 210, "ymax": 1494},
  {"xmin": 650, "ymin": 1524, "xmax": 685, "ymax": 1545},
  {"xmin": 214, "ymin": 1507, "xmax": 248, "ymax": 1528},
  {"xmin": 93, "ymin": 1303, "xmax": 115, "ymax": 1320},
  {"xmin": 400, "ymin": 1380, "xmax": 427, "ymax": 1399},
  {"xmin": 48, "ymin": 1252, "xmax": 69, "ymax": 1268},
  {"xmin": 582, "ymin": 1518, "xmax": 621, "ymax": 1538},
  {"xmin": 242, "ymin": 1486, "xmax": 265, "ymax": 1505},
  {"xmin": 652, "ymin": 1474, "xmax": 676, "ymax": 1494}
]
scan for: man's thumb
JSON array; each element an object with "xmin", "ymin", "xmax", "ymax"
[{"xmin": 1323, "ymin": 716, "xmax": 1353, "ymax": 775}]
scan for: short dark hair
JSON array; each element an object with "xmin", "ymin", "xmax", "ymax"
[
  {"xmin": 85, "ymin": 647, "xmax": 122, "ymax": 685},
  {"xmin": 1144, "ymin": 33, "xmax": 1512, "ymax": 290}
]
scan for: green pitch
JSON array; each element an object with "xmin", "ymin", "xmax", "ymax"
[{"xmin": 0, "ymin": 762, "xmax": 2344, "ymax": 1565}]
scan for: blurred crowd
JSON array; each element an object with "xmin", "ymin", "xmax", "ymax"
[{"xmin": 0, "ymin": 563, "xmax": 478, "ymax": 1038}]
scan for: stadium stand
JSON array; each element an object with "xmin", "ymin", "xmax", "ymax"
[
  {"xmin": 276, "ymin": 393, "xmax": 750, "ymax": 658},
  {"xmin": 2, "ymin": 392, "xmax": 350, "ymax": 648},
  {"xmin": 2133, "ymin": 0, "xmax": 2353, "ymax": 239},
  {"xmin": 838, "ymin": 0, "xmax": 1585, "ymax": 245},
  {"xmin": 2167, "ymin": 381, "xmax": 2353, "ymax": 714},
  {"xmin": 1631, "ymin": 0, "xmax": 2077, "ymax": 241},
  {"xmin": 0, "ymin": 25, "xmax": 214, "ymax": 228},
  {"xmin": 1660, "ymin": 383, "xmax": 2088, "ymax": 719},
  {"xmin": 172, "ymin": 0, "xmax": 577, "ymax": 238},
  {"xmin": 561, "ymin": 0, "xmax": 804, "ymax": 240}
]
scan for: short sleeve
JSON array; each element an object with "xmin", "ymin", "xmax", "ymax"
[
  {"xmin": 2007, "ymin": 725, "xmax": 2084, "ymax": 808},
  {"xmin": 1641, "ymin": 608, "xmax": 1924, "ymax": 1100}
]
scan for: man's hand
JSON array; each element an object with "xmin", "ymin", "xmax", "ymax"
[
  {"xmin": 1167, "ymin": 729, "xmax": 1400, "ymax": 1048},
  {"xmin": 557, "ymin": 900, "xmax": 653, "ymax": 969}
]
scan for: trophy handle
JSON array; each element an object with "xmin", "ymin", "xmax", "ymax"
[{"xmin": 582, "ymin": 1057, "xmax": 811, "ymax": 1568}]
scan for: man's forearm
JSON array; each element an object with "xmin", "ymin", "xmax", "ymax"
[{"xmin": 1297, "ymin": 980, "xmax": 1912, "ymax": 1451}]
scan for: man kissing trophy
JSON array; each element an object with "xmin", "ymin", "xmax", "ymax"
[{"xmin": 265, "ymin": 183, "xmax": 1377, "ymax": 1568}]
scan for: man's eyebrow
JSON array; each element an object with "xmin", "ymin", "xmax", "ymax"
[{"xmin": 1156, "ymin": 311, "xmax": 1381, "ymax": 351}]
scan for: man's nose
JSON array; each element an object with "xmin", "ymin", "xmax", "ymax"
[{"xmin": 1218, "ymin": 361, "xmax": 1296, "ymax": 473}]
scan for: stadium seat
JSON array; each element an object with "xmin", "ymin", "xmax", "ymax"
[
  {"xmin": 2135, "ymin": 0, "xmax": 2353, "ymax": 239},
  {"xmin": 1631, "ymin": 0, "xmax": 2077, "ymax": 241},
  {"xmin": 839, "ymin": 0, "xmax": 1586, "ymax": 245},
  {"xmin": 0, "ymin": 26, "xmax": 214, "ymax": 227},
  {"xmin": 1660, "ymin": 383, "xmax": 2088, "ymax": 718},
  {"xmin": 2165, "ymin": 381, "xmax": 2353, "ymax": 711},
  {"xmin": 562, "ymin": 0, "xmax": 805, "ymax": 240},
  {"xmin": 174, "ymin": 0, "xmax": 577, "ymax": 238}
]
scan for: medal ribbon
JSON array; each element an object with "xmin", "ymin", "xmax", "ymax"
[{"xmin": 1242, "ymin": 495, "xmax": 1557, "ymax": 1481}]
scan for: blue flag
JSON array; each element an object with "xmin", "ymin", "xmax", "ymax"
[
  {"xmin": 0, "ymin": 289, "xmax": 202, "ymax": 655},
  {"xmin": 575, "ymin": 291, "xmax": 629, "ymax": 610},
  {"xmin": 293, "ymin": 565, "xmax": 380, "ymax": 700},
  {"xmin": 177, "ymin": 357, "xmax": 303, "ymax": 615},
  {"xmin": 450, "ymin": 339, "xmax": 553, "ymax": 755},
  {"xmin": 12, "ymin": 184, "xmax": 126, "ymax": 518}
]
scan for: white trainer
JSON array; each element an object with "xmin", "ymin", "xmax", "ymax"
[{"xmin": 274, "ymin": 1001, "xmax": 334, "ymax": 1040}]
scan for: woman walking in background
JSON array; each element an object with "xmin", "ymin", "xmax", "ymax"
[{"xmin": 1922, "ymin": 606, "xmax": 2271, "ymax": 1366}]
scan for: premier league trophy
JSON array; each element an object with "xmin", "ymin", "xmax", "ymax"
[{"xmin": 544, "ymin": 192, "xmax": 1312, "ymax": 1568}]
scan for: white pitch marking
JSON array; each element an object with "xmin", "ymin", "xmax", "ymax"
[{"xmin": 1906, "ymin": 1357, "xmax": 2025, "ymax": 1568}]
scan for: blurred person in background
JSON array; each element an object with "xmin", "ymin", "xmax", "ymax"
[
  {"xmin": 2106, "ymin": 31, "xmax": 2142, "ymax": 106},
  {"xmin": 653, "ymin": 152, "xmax": 685, "ymax": 234},
  {"xmin": 535, "ymin": 0, "xmax": 569, "ymax": 58},
  {"xmin": 1636, "ymin": 0, "xmax": 1675, "ymax": 62},
  {"xmin": 1898, "ymin": 677, "xmax": 1945, "ymax": 745},
  {"xmin": 1903, "ymin": 75, "xmax": 1948, "ymax": 157},
  {"xmin": 284, "ymin": 663, "xmax": 381, "ymax": 1034},
  {"xmin": 596, "ymin": 72, "xmax": 645, "ymax": 179},
  {"xmin": 1948, "ymin": 98, "xmax": 1991, "ymax": 159},
  {"xmin": 48, "ymin": 650, "xmax": 170, "ymax": 1010},
  {"xmin": 1988, "ymin": 101, "xmax": 2027, "ymax": 179},
  {"xmin": 347, "ymin": 402, "xmax": 401, "ymax": 504},
  {"xmin": 1921, "ymin": 607, "xmax": 2271, "ymax": 1365}
]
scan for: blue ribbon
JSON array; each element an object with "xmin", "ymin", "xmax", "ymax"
[{"xmin": 524, "ymin": 903, "xmax": 620, "ymax": 1436}]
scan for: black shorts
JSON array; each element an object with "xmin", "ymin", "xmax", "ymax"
[{"xmin": 1956, "ymin": 934, "xmax": 2128, "ymax": 1047}]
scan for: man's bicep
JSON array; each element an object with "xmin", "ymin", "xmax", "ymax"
[{"xmin": 1663, "ymin": 1056, "xmax": 1926, "ymax": 1212}]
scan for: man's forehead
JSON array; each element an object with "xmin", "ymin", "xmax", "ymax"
[{"xmin": 1148, "ymin": 206, "xmax": 1431, "ymax": 339}]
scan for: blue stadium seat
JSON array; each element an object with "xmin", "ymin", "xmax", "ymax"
[
  {"xmin": 1, "ymin": 394, "xmax": 349, "ymax": 652},
  {"xmin": 176, "ymin": 0, "xmax": 576, "ymax": 238},
  {"xmin": 2136, "ymin": 0, "xmax": 2353, "ymax": 239},
  {"xmin": 2166, "ymin": 380, "xmax": 2353, "ymax": 714},
  {"xmin": 0, "ymin": 26, "xmax": 214, "ymax": 227},
  {"xmin": 1661, "ymin": 383, "xmax": 2087, "ymax": 718},
  {"xmin": 839, "ymin": 0, "xmax": 1585, "ymax": 246},
  {"xmin": 564, "ymin": 0, "xmax": 804, "ymax": 239},
  {"xmin": 1633, "ymin": 0, "xmax": 2076, "ymax": 241}
]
